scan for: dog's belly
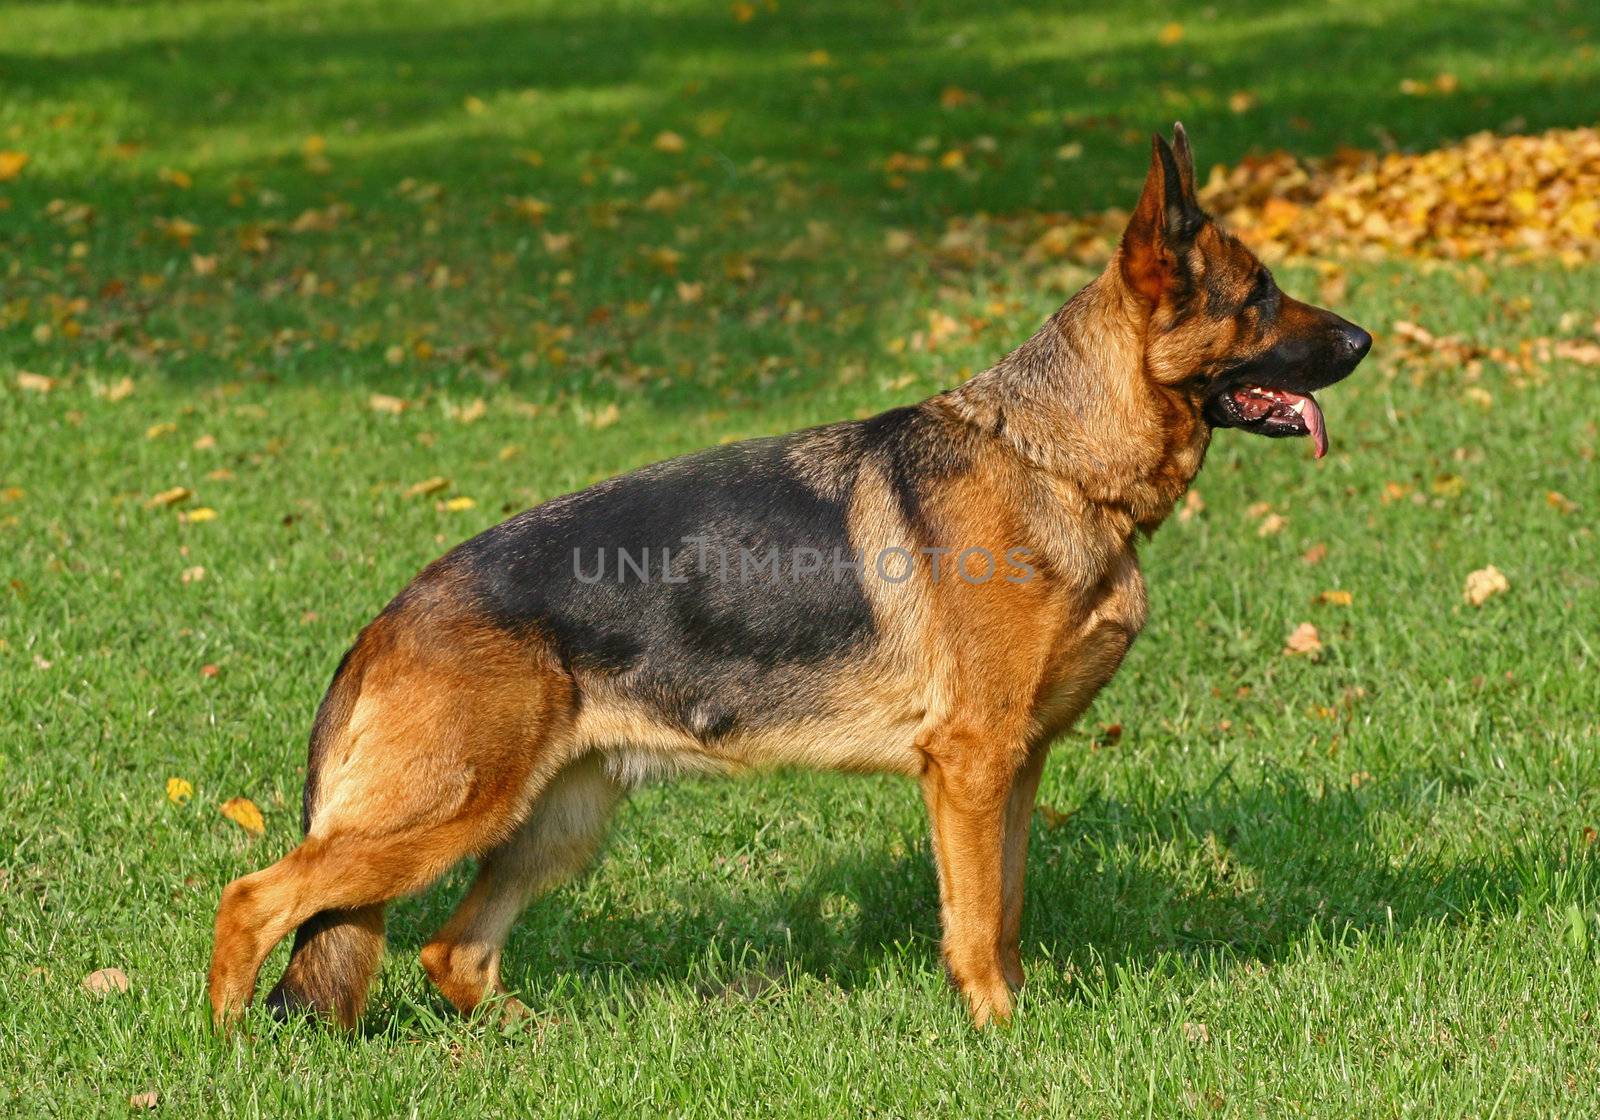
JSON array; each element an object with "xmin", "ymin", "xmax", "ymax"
[{"xmin": 570, "ymin": 668, "xmax": 930, "ymax": 788}]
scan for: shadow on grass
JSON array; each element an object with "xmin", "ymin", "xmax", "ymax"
[
  {"xmin": 377, "ymin": 761, "xmax": 1594, "ymax": 1018},
  {"xmin": 1, "ymin": 0, "xmax": 1596, "ymax": 401}
]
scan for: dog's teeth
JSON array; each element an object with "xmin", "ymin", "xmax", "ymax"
[{"xmin": 1289, "ymin": 399, "xmax": 1306, "ymax": 415}]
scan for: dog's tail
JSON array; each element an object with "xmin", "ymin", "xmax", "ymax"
[{"xmin": 263, "ymin": 629, "xmax": 388, "ymax": 1028}]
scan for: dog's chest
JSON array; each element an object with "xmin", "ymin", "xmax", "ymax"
[{"xmin": 1029, "ymin": 548, "xmax": 1149, "ymax": 740}]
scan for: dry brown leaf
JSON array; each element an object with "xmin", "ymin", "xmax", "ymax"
[
  {"xmin": 1463, "ymin": 565, "xmax": 1509, "ymax": 606},
  {"xmin": 1283, "ymin": 622, "xmax": 1323, "ymax": 656},
  {"xmin": 82, "ymin": 967, "xmax": 130, "ymax": 996},
  {"xmin": 16, "ymin": 371, "xmax": 55, "ymax": 393},
  {"xmin": 1546, "ymin": 490, "xmax": 1578, "ymax": 514},
  {"xmin": 180, "ymin": 566, "xmax": 206, "ymax": 584},
  {"xmin": 1301, "ymin": 542, "xmax": 1328, "ymax": 566},
  {"xmin": 129, "ymin": 1091, "xmax": 159, "ymax": 1110},
  {"xmin": 652, "ymin": 130, "xmax": 686, "ymax": 154},
  {"xmin": 1257, "ymin": 512, "xmax": 1287, "ymax": 537},
  {"xmin": 369, "ymin": 393, "xmax": 408, "ymax": 415},
  {"xmin": 1035, "ymin": 804, "xmax": 1072, "ymax": 829},
  {"xmin": 220, "ymin": 797, "xmax": 265, "ymax": 835}
]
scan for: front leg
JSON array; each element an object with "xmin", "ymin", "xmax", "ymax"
[
  {"xmin": 999, "ymin": 742, "xmax": 1050, "ymax": 991},
  {"xmin": 918, "ymin": 725, "xmax": 1031, "ymax": 1028}
]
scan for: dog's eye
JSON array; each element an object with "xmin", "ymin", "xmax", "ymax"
[{"xmin": 1245, "ymin": 271, "xmax": 1277, "ymax": 310}]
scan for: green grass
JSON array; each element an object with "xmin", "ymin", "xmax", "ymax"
[{"xmin": 3, "ymin": 0, "xmax": 1599, "ymax": 1114}]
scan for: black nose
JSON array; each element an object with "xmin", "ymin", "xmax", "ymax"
[{"xmin": 1341, "ymin": 324, "xmax": 1372, "ymax": 362}]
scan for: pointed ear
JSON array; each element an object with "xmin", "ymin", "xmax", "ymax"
[
  {"xmin": 1171, "ymin": 120, "xmax": 1197, "ymax": 201},
  {"xmin": 1119, "ymin": 132, "xmax": 1198, "ymax": 304}
]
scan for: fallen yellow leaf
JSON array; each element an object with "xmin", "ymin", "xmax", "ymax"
[
  {"xmin": 441, "ymin": 496, "xmax": 477, "ymax": 512},
  {"xmin": 220, "ymin": 797, "xmax": 265, "ymax": 835},
  {"xmin": 1463, "ymin": 565, "xmax": 1509, "ymax": 606},
  {"xmin": 0, "ymin": 150, "xmax": 29, "ymax": 181},
  {"xmin": 156, "ymin": 216, "xmax": 200, "ymax": 246},
  {"xmin": 166, "ymin": 777, "xmax": 194, "ymax": 804},
  {"xmin": 369, "ymin": 393, "xmax": 409, "ymax": 415},
  {"xmin": 181, "ymin": 507, "xmax": 218, "ymax": 523},
  {"xmin": 1315, "ymin": 589, "xmax": 1354, "ymax": 606},
  {"xmin": 16, "ymin": 371, "xmax": 55, "ymax": 393},
  {"xmin": 406, "ymin": 476, "xmax": 450, "ymax": 498},
  {"xmin": 583, "ymin": 402, "xmax": 621, "ymax": 430},
  {"xmin": 144, "ymin": 486, "xmax": 192, "ymax": 509},
  {"xmin": 1158, "ymin": 21, "xmax": 1185, "ymax": 44},
  {"xmin": 94, "ymin": 376, "xmax": 135, "ymax": 402},
  {"xmin": 146, "ymin": 422, "xmax": 177, "ymax": 439},
  {"xmin": 653, "ymin": 130, "xmax": 686, "ymax": 154}
]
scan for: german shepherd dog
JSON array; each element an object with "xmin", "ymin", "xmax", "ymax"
[{"xmin": 208, "ymin": 125, "xmax": 1370, "ymax": 1030}]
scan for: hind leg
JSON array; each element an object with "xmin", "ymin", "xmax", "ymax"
[
  {"xmin": 420, "ymin": 752, "xmax": 623, "ymax": 1018},
  {"xmin": 208, "ymin": 644, "xmax": 579, "ymax": 1030},
  {"xmin": 266, "ymin": 903, "xmax": 388, "ymax": 1027},
  {"xmin": 208, "ymin": 817, "xmax": 512, "ymax": 1029}
]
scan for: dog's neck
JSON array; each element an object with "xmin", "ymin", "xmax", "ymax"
[{"xmin": 942, "ymin": 266, "xmax": 1210, "ymax": 531}]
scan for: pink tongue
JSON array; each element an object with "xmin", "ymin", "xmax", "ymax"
[
  {"xmin": 1302, "ymin": 394, "xmax": 1327, "ymax": 459},
  {"xmin": 1281, "ymin": 390, "xmax": 1328, "ymax": 459}
]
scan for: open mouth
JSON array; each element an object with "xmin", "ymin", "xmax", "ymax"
[{"xmin": 1229, "ymin": 385, "xmax": 1328, "ymax": 458}]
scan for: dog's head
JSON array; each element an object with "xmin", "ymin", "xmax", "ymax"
[{"xmin": 1118, "ymin": 124, "xmax": 1370, "ymax": 458}]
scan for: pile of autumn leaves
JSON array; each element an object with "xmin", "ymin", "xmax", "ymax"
[
  {"xmin": 1008, "ymin": 123, "xmax": 1600, "ymax": 270},
  {"xmin": 1199, "ymin": 124, "xmax": 1600, "ymax": 265}
]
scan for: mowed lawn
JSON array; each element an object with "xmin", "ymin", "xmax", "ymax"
[{"xmin": 3, "ymin": 0, "xmax": 1599, "ymax": 1114}]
